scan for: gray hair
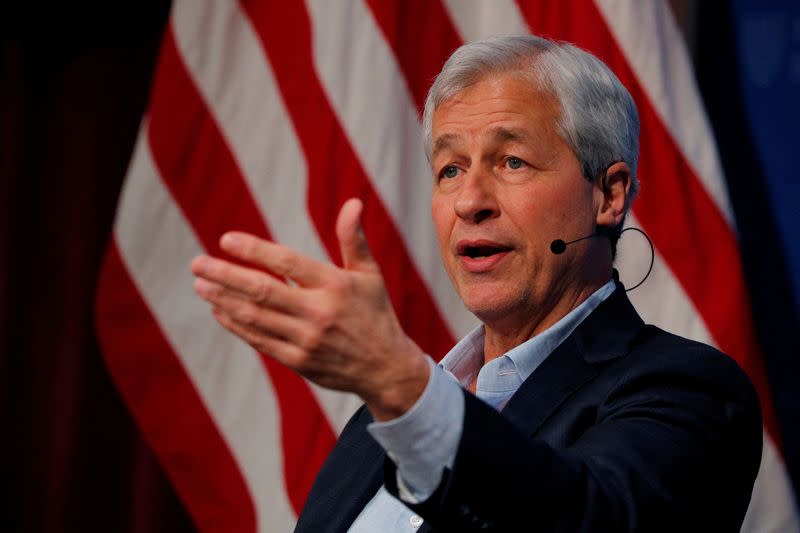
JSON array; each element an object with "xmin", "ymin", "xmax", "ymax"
[{"xmin": 423, "ymin": 35, "xmax": 640, "ymax": 251}]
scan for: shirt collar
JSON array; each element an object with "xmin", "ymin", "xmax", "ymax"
[{"xmin": 440, "ymin": 279, "xmax": 617, "ymax": 388}]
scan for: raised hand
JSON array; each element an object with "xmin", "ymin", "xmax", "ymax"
[{"xmin": 190, "ymin": 198, "xmax": 429, "ymax": 421}]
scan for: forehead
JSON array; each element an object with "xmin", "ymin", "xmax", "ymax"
[{"xmin": 431, "ymin": 73, "xmax": 561, "ymax": 148}]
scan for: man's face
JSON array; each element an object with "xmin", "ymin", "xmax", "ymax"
[{"xmin": 430, "ymin": 73, "xmax": 599, "ymax": 327}]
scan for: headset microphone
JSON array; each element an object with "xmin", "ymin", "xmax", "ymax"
[
  {"xmin": 549, "ymin": 233, "xmax": 599, "ymax": 255},
  {"xmin": 549, "ymin": 227, "xmax": 655, "ymax": 292}
]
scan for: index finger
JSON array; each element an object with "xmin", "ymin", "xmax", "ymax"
[
  {"xmin": 191, "ymin": 255, "xmax": 309, "ymax": 315},
  {"xmin": 220, "ymin": 232, "xmax": 332, "ymax": 287}
]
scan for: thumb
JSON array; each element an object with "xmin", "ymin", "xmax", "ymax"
[{"xmin": 336, "ymin": 198, "xmax": 379, "ymax": 272}]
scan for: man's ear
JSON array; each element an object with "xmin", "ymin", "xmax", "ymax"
[{"xmin": 595, "ymin": 161, "xmax": 631, "ymax": 229}]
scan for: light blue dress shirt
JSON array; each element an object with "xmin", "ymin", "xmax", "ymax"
[{"xmin": 348, "ymin": 280, "xmax": 617, "ymax": 532}]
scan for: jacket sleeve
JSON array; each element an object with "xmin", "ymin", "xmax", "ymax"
[{"xmin": 383, "ymin": 343, "xmax": 763, "ymax": 532}]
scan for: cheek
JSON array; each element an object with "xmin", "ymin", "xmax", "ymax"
[
  {"xmin": 512, "ymin": 180, "xmax": 589, "ymax": 236},
  {"xmin": 431, "ymin": 196, "xmax": 451, "ymax": 249},
  {"xmin": 504, "ymin": 188, "xmax": 557, "ymax": 244},
  {"xmin": 501, "ymin": 189, "xmax": 582, "ymax": 266},
  {"xmin": 431, "ymin": 196, "xmax": 461, "ymax": 286}
]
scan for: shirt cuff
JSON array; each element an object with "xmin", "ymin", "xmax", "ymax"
[{"xmin": 367, "ymin": 356, "xmax": 465, "ymax": 502}]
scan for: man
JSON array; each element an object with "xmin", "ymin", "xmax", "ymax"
[{"xmin": 190, "ymin": 35, "xmax": 761, "ymax": 532}]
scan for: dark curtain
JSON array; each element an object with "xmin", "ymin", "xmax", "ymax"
[{"xmin": 0, "ymin": 4, "xmax": 195, "ymax": 531}]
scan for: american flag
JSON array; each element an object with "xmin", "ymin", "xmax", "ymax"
[{"xmin": 94, "ymin": 0, "xmax": 798, "ymax": 530}]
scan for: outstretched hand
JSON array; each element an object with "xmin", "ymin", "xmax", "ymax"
[{"xmin": 190, "ymin": 198, "xmax": 429, "ymax": 421}]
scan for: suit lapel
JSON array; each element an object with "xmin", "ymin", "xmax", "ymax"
[
  {"xmin": 333, "ymin": 419, "xmax": 386, "ymax": 532},
  {"xmin": 296, "ymin": 407, "xmax": 386, "ymax": 533},
  {"xmin": 501, "ymin": 284, "xmax": 644, "ymax": 436},
  {"xmin": 501, "ymin": 334, "xmax": 600, "ymax": 435},
  {"xmin": 333, "ymin": 443, "xmax": 385, "ymax": 531}
]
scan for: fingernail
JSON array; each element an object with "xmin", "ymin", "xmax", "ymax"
[
  {"xmin": 194, "ymin": 277, "xmax": 212, "ymax": 296},
  {"xmin": 221, "ymin": 233, "xmax": 240, "ymax": 249},
  {"xmin": 190, "ymin": 256, "xmax": 207, "ymax": 274}
]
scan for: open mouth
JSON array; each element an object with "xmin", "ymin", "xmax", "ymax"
[{"xmin": 457, "ymin": 241, "xmax": 513, "ymax": 259}]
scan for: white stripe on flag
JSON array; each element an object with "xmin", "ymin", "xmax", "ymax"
[
  {"xmin": 441, "ymin": 0, "xmax": 529, "ymax": 41},
  {"xmin": 305, "ymin": 0, "xmax": 479, "ymax": 339},
  {"xmin": 593, "ymin": 0, "xmax": 735, "ymax": 227},
  {"xmin": 171, "ymin": 0, "xmax": 362, "ymax": 435},
  {"xmin": 618, "ymin": 214, "xmax": 714, "ymax": 346},
  {"xmin": 115, "ymin": 127, "xmax": 297, "ymax": 532},
  {"xmin": 743, "ymin": 434, "xmax": 800, "ymax": 533}
]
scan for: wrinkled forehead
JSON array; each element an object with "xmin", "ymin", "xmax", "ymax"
[
  {"xmin": 429, "ymin": 73, "xmax": 562, "ymax": 152},
  {"xmin": 426, "ymin": 65, "xmax": 563, "ymax": 151}
]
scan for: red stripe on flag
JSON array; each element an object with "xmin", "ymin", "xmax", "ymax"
[
  {"xmin": 515, "ymin": 0, "xmax": 780, "ymax": 441},
  {"xmin": 364, "ymin": 0, "xmax": 462, "ymax": 114},
  {"xmin": 95, "ymin": 240, "xmax": 256, "ymax": 532},
  {"xmin": 146, "ymin": 25, "xmax": 336, "ymax": 513},
  {"xmin": 240, "ymin": 0, "xmax": 457, "ymax": 360}
]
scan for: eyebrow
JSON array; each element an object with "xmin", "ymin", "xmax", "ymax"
[{"xmin": 431, "ymin": 133, "xmax": 461, "ymax": 158}]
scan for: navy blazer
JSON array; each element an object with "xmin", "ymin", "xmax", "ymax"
[{"xmin": 295, "ymin": 284, "xmax": 762, "ymax": 532}]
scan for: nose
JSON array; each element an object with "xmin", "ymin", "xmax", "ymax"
[{"xmin": 454, "ymin": 169, "xmax": 499, "ymax": 224}]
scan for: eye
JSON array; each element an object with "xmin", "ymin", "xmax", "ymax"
[
  {"xmin": 441, "ymin": 165, "xmax": 460, "ymax": 179},
  {"xmin": 505, "ymin": 157, "xmax": 526, "ymax": 170}
]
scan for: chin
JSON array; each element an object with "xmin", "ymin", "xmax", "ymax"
[{"xmin": 460, "ymin": 285, "xmax": 525, "ymax": 323}]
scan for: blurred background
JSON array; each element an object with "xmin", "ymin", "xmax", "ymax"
[{"xmin": 2, "ymin": 1, "xmax": 798, "ymax": 531}]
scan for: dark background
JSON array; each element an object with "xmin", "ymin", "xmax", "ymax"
[
  {"xmin": 1, "ymin": 3, "xmax": 194, "ymax": 531},
  {"xmin": 1, "ymin": 2, "xmax": 797, "ymax": 531}
]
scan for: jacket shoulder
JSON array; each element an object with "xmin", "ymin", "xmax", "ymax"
[{"xmin": 623, "ymin": 324, "xmax": 759, "ymax": 398}]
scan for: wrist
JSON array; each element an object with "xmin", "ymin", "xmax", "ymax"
[{"xmin": 366, "ymin": 349, "xmax": 430, "ymax": 422}]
